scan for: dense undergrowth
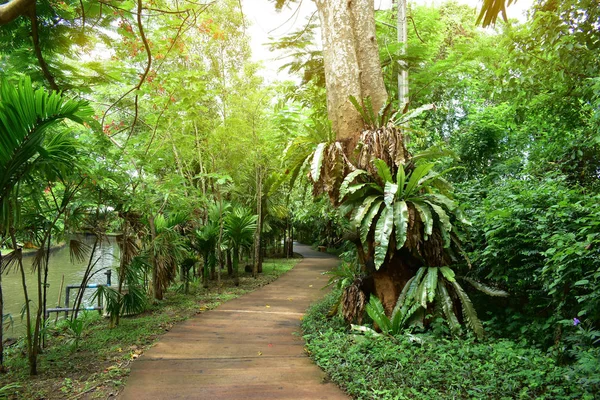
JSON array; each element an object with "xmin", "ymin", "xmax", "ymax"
[
  {"xmin": 302, "ymin": 290, "xmax": 600, "ymax": 400},
  {"xmin": 0, "ymin": 258, "xmax": 297, "ymax": 399}
]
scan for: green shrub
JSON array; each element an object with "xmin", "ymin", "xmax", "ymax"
[
  {"xmin": 303, "ymin": 290, "xmax": 599, "ymax": 400},
  {"xmin": 458, "ymin": 174, "xmax": 600, "ymax": 348}
]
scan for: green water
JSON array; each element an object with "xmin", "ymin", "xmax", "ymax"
[{"xmin": 1, "ymin": 235, "xmax": 120, "ymax": 336}]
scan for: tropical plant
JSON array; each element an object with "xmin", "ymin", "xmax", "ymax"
[
  {"xmin": 223, "ymin": 206, "xmax": 257, "ymax": 286},
  {"xmin": 147, "ymin": 213, "xmax": 187, "ymax": 300},
  {"xmin": 0, "ymin": 76, "xmax": 91, "ymax": 375},
  {"xmin": 93, "ymin": 255, "xmax": 149, "ymax": 328},
  {"xmin": 339, "ymin": 156, "xmax": 465, "ymax": 270},
  {"xmin": 193, "ymin": 223, "xmax": 219, "ymax": 287}
]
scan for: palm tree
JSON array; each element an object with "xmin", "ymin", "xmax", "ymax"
[
  {"xmin": 223, "ymin": 206, "xmax": 257, "ymax": 286},
  {"xmin": 0, "ymin": 76, "xmax": 91, "ymax": 374},
  {"xmin": 147, "ymin": 213, "xmax": 186, "ymax": 300}
]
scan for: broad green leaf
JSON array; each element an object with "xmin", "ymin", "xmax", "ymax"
[
  {"xmin": 393, "ymin": 103, "xmax": 435, "ymax": 125},
  {"xmin": 339, "ymin": 169, "xmax": 367, "ymax": 201},
  {"xmin": 423, "ymin": 193, "xmax": 456, "ymax": 211},
  {"xmin": 463, "ymin": 277, "xmax": 508, "ymax": 297},
  {"xmin": 425, "ymin": 267, "xmax": 439, "ymax": 303},
  {"xmin": 394, "ymin": 275, "xmax": 416, "ymax": 316},
  {"xmin": 365, "ymin": 296, "xmax": 391, "ymax": 334},
  {"xmin": 396, "ymin": 164, "xmax": 406, "ymax": 197},
  {"xmin": 349, "ymin": 95, "xmax": 369, "ymax": 125},
  {"xmin": 360, "ymin": 199, "xmax": 383, "ymax": 245},
  {"xmin": 405, "ymin": 266, "xmax": 427, "ymax": 303},
  {"xmin": 373, "ymin": 158, "xmax": 393, "ymax": 183},
  {"xmin": 310, "ymin": 143, "xmax": 326, "ymax": 182},
  {"xmin": 426, "ymin": 201, "xmax": 452, "ymax": 248},
  {"xmin": 439, "ymin": 266, "xmax": 456, "ymax": 282},
  {"xmin": 393, "ymin": 200, "xmax": 409, "ymax": 249},
  {"xmin": 383, "ymin": 181, "xmax": 398, "ymax": 207},
  {"xmin": 354, "ymin": 195, "xmax": 380, "ymax": 227},
  {"xmin": 438, "ymin": 281, "xmax": 461, "ymax": 333},
  {"xmin": 374, "ymin": 206, "xmax": 394, "ymax": 270},
  {"xmin": 404, "ymin": 163, "xmax": 434, "ymax": 197},
  {"xmin": 416, "ymin": 277, "xmax": 428, "ymax": 309},
  {"xmin": 412, "ymin": 201, "xmax": 433, "ymax": 238},
  {"xmin": 451, "ymin": 280, "xmax": 483, "ymax": 339}
]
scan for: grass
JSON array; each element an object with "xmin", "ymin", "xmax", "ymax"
[
  {"xmin": 0, "ymin": 257, "xmax": 299, "ymax": 399},
  {"xmin": 302, "ymin": 289, "xmax": 600, "ymax": 400}
]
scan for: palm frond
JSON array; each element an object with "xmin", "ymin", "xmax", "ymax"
[{"xmin": 69, "ymin": 239, "xmax": 91, "ymax": 264}]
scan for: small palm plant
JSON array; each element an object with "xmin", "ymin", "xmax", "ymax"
[{"xmin": 223, "ymin": 206, "xmax": 257, "ymax": 286}]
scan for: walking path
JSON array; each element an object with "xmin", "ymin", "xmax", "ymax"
[{"xmin": 119, "ymin": 244, "xmax": 349, "ymax": 399}]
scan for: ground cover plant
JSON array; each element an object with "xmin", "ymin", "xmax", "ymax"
[
  {"xmin": 0, "ymin": 258, "xmax": 297, "ymax": 399},
  {"xmin": 303, "ymin": 290, "xmax": 599, "ymax": 400}
]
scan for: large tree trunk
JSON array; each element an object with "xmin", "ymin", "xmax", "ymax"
[{"xmin": 315, "ymin": 0, "xmax": 387, "ymax": 150}]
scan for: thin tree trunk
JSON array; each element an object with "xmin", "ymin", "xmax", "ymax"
[
  {"xmin": 253, "ymin": 166, "xmax": 262, "ymax": 278},
  {"xmin": 233, "ymin": 247, "xmax": 239, "ymax": 286},
  {"xmin": 148, "ymin": 214, "xmax": 162, "ymax": 301},
  {"xmin": 10, "ymin": 229, "xmax": 35, "ymax": 375},
  {"xmin": 226, "ymin": 250, "xmax": 232, "ymax": 276},
  {"xmin": 397, "ymin": 0, "xmax": 408, "ymax": 107}
]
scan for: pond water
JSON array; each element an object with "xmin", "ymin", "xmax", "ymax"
[{"xmin": 2, "ymin": 235, "xmax": 120, "ymax": 336}]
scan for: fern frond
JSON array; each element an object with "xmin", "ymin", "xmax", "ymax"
[
  {"xmin": 462, "ymin": 277, "xmax": 508, "ymax": 297},
  {"xmin": 451, "ymin": 280, "xmax": 484, "ymax": 339},
  {"xmin": 437, "ymin": 280, "xmax": 461, "ymax": 334}
]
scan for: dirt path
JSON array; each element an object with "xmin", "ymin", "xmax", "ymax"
[{"xmin": 118, "ymin": 244, "xmax": 348, "ymax": 399}]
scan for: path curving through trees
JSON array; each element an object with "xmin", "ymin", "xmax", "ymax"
[{"xmin": 119, "ymin": 243, "xmax": 348, "ymax": 399}]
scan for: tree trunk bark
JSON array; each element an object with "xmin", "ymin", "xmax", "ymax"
[
  {"xmin": 253, "ymin": 166, "xmax": 262, "ymax": 277},
  {"xmin": 315, "ymin": 0, "xmax": 387, "ymax": 150},
  {"xmin": 148, "ymin": 215, "xmax": 163, "ymax": 301}
]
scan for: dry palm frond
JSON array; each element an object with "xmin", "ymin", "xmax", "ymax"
[
  {"xmin": 341, "ymin": 282, "xmax": 367, "ymax": 324},
  {"xmin": 69, "ymin": 239, "xmax": 91, "ymax": 264},
  {"xmin": 32, "ymin": 247, "xmax": 47, "ymax": 273},
  {"xmin": 0, "ymin": 248, "xmax": 22, "ymax": 274},
  {"xmin": 117, "ymin": 234, "xmax": 140, "ymax": 268}
]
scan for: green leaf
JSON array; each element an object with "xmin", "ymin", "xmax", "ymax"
[
  {"xmin": 394, "ymin": 275, "xmax": 416, "ymax": 316},
  {"xmin": 374, "ymin": 206, "xmax": 394, "ymax": 270},
  {"xmin": 310, "ymin": 143, "xmax": 326, "ymax": 182},
  {"xmin": 373, "ymin": 158, "xmax": 393, "ymax": 183},
  {"xmin": 383, "ymin": 181, "xmax": 398, "ymax": 207},
  {"xmin": 426, "ymin": 201, "xmax": 452, "ymax": 248},
  {"xmin": 360, "ymin": 199, "xmax": 383, "ymax": 245},
  {"xmin": 439, "ymin": 266, "xmax": 456, "ymax": 282},
  {"xmin": 353, "ymin": 195, "xmax": 381, "ymax": 227},
  {"xmin": 451, "ymin": 280, "xmax": 484, "ymax": 339},
  {"xmin": 349, "ymin": 95, "xmax": 369, "ymax": 126},
  {"xmin": 438, "ymin": 280, "xmax": 461, "ymax": 334},
  {"xmin": 405, "ymin": 267, "xmax": 427, "ymax": 303},
  {"xmin": 423, "ymin": 193, "xmax": 456, "ymax": 212},
  {"xmin": 425, "ymin": 267, "xmax": 439, "ymax": 303},
  {"xmin": 412, "ymin": 201, "xmax": 433, "ymax": 238},
  {"xmin": 365, "ymin": 296, "xmax": 391, "ymax": 334},
  {"xmin": 404, "ymin": 163, "xmax": 434, "ymax": 197},
  {"xmin": 462, "ymin": 277, "xmax": 508, "ymax": 297},
  {"xmin": 416, "ymin": 277, "xmax": 428, "ymax": 309},
  {"xmin": 339, "ymin": 169, "xmax": 368, "ymax": 201},
  {"xmin": 393, "ymin": 103, "xmax": 435, "ymax": 125},
  {"xmin": 396, "ymin": 164, "xmax": 406, "ymax": 197},
  {"xmin": 393, "ymin": 200, "xmax": 409, "ymax": 249}
]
